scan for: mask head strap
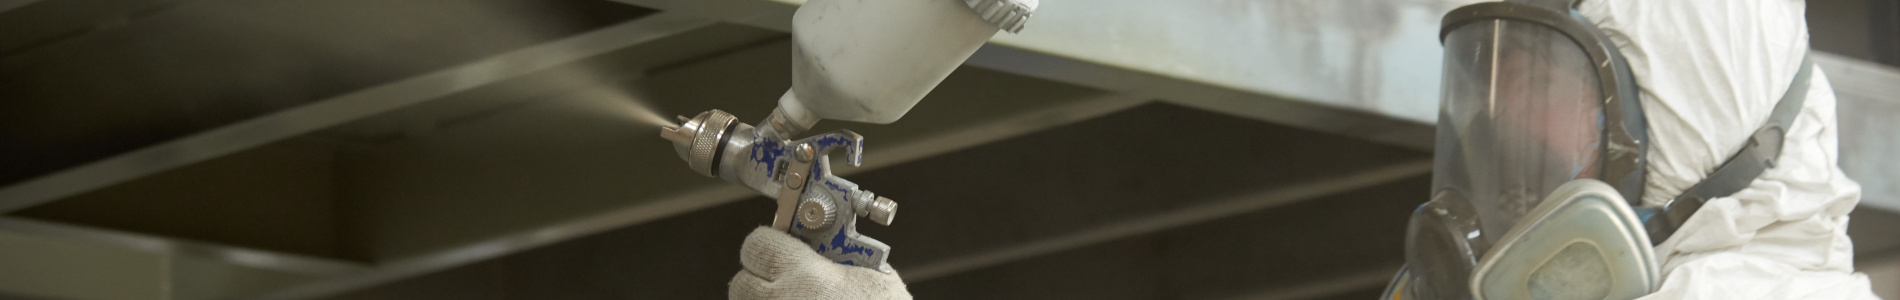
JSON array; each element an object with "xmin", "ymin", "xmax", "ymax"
[{"xmin": 1644, "ymin": 54, "xmax": 1814, "ymax": 242}]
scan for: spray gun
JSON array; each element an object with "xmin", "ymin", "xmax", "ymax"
[{"xmin": 659, "ymin": 0, "xmax": 1037, "ymax": 272}]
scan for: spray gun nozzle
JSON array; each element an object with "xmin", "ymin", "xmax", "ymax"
[
  {"xmin": 658, "ymin": 125, "xmax": 689, "ymax": 146},
  {"xmin": 660, "ymin": 110, "xmax": 739, "ymax": 177}
]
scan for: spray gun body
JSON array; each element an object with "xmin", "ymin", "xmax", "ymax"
[
  {"xmin": 663, "ymin": 110, "xmax": 898, "ymax": 269},
  {"xmin": 663, "ymin": 109, "xmax": 901, "ymax": 271},
  {"xmin": 660, "ymin": 0, "xmax": 1036, "ymax": 272}
]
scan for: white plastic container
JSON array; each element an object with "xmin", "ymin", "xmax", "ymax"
[{"xmin": 783, "ymin": 0, "xmax": 1007, "ymax": 124}]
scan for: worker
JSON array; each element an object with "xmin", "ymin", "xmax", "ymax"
[
  {"xmin": 1579, "ymin": 0, "xmax": 1874, "ymax": 298},
  {"xmin": 723, "ymin": 0, "xmax": 1876, "ymax": 298},
  {"xmin": 1385, "ymin": 0, "xmax": 1877, "ymax": 299}
]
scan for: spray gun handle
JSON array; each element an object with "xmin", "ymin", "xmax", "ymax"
[
  {"xmin": 767, "ymin": 130, "xmax": 895, "ymax": 272},
  {"xmin": 769, "ymin": 130, "xmax": 860, "ymax": 230}
]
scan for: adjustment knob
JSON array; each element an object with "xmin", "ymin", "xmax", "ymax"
[
  {"xmin": 796, "ymin": 193, "xmax": 837, "ymax": 229},
  {"xmin": 863, "ymin": 196, "xmax": 897, "ymax": 226}
]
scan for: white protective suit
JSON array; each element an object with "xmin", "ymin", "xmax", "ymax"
[{"xmin": 1578, "ymin": 0, "xmax": 1879, "ymax": 299}]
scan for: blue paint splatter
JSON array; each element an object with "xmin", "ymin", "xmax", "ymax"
[
  {"xmin": 822, "ymin": 180, "xmax": 852, "ymax": 194},
  {"xmin": 747, "ymin": 135, "xmax": 853, "ymax": 176},
  {"xmin": 810, "ymin": 135, "xmax": 854, "ymax": 149},
  {"xmin": 749, "ymin": 138, "xmax": 784, "ymax": 174},
  {"xmin": 836, "ymin": 260, "xmax": 858, "ymax": 266},
  {"xmin": 829, "ymin": 225, "xmax": 876, "ymax": 258}
]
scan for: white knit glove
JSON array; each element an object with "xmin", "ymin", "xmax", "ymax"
[{"xmin": 729, "ymin": 227, "xmax": 912, "ymax": 300}]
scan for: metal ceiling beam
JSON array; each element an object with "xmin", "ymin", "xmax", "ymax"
[
  {"xmin": 253, "ymin": 94, "xmax": 1151, "ymax": 299},
  {"xmin": 0, "ymin": 217, "xmax": 365, "ymax": 300},
  {"xmin": 903, "ymin": 159, "xmax": 1431, "ymax": 282},
  {"xmin": 0, "ymin": 226, "xmax": 169, "ymax": 300},
  {"xmin": 0, "ymin": 13, "xmax": 717, "ymax": 214},
  {"xmin": 310, "ymin": 28, "xmax": 1143, "ymax": 264},
  {"xmin": 610, "ymin": 0, "xmax": 1454, "ymax": 149},
  {"xmin": 0, "ymin": 0, "xmax": 36, "ymax": 14},
  {"xmin": 0, "ymin": 217, "xmax": 366, "ymax": 277},
  {"xmin": 0, "ymin": 13, "xmax": 722, "ymax": 298}
]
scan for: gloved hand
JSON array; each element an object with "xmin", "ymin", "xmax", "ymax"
[{"xmin": 729, "ymin": 227, "xmax": 912, "ymax": 299}]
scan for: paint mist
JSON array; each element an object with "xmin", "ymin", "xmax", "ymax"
[{"xmin": 568, "ymin": 83, "xmax": 675, "ymax": 129}]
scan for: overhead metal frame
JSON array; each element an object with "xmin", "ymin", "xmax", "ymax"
[
  {"xmin": 0, "ymin": 16, "xmax": 1157, "ymax": 296},
  {"xmin": 0, "ymin": 217, "xmax": 366, "ymax": 277},
  {"xmin": 0, "ymin": 217, "xmax": 368, "ymax": 299},
  {"xmin": 610, "ymin": 0, "xmax": 1453, "ymax": 149},
  {"xmin": 0, "ymin": 0, "xmax": 36, "ymax": 14},
  {"xmin": 0, "ymin": 12, "xmax": 722, "ymax": 300},
  {"xmin": 276, "ymin": 99, "xmax": 1435, "ymax": 299},
  {"xmin": 0, "ymin": 13, "xmax": 717, "ymax": 214},
  {"xmin": 256, "ymin": 93, "xmax": 1150, "ymax": 299},
  {"xmin": 902, "ymin": 159, "xmax": 1431, "ymax": 282}
]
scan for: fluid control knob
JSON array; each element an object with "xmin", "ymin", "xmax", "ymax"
[
  {"xmin": 860, "ymin": 196, "xmax": 897, "ymax": 226},
  {"xmin": 797, "ymin": 193, "xmax": 838, "ymax": 229}
]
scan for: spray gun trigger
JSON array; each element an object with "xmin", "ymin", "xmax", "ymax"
[
  {"xmin": 836, "ymin": 131, "xmax": 864, "ymax": 167},
  {"xmin": 846, "ymin": 134, "xmax": 863, "ymax": 167}
]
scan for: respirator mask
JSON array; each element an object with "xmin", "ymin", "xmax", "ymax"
[{"xmin": 1383, "ymin": 1, "xmax": 1814, "ymax": 299}]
